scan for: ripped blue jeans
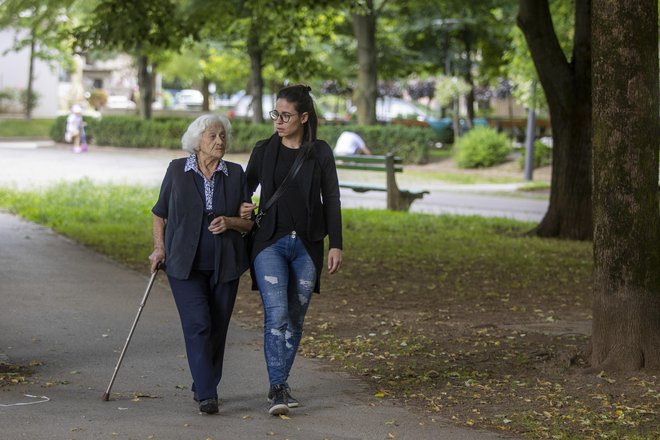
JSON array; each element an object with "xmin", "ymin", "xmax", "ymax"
[{"xmin": 253, "ymin": 232, "xmax": 316, "ymax": 386}]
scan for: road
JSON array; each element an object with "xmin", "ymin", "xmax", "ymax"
[{"xmin": 0, "ymin": 141, "xmax": 548, "ymax": 222}]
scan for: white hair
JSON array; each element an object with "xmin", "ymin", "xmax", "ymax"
[{"xmin": 181, "ymin": 114, "xmax": 232, "ymax": 153}]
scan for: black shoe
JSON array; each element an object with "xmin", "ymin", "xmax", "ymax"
[
  {"xmin": 268, "ymin": 385, "xmax": 290, "ymax": 416},
  {"xmin": 199, "ymin": 398, "xmax": 218, "ymax": 414},
  {"xmin": 268, "ymin": 385, "xmax": 300, "ymax": 408}
]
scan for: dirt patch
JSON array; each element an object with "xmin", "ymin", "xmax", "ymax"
[{"xmin": 235, "ymin": 262, "xmax": 659, "ymax": 439}]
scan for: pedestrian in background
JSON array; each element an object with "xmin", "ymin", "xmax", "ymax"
[
  {"xmin": 149, "ymin": 114, "xmax": 253, "ymax": 415},
  {"xmin": 241, "ymin": 84, "xmax": 343, "ymax": 416},
  {"xmin": 333, "ymin": 130, "xmax": 372, "ymax": 156},
  {"xmin": 65, "ymin": 104, "xmax": 86, "ymax": 153}
]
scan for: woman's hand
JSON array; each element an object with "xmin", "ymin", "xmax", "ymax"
[
  {"xmin": 327, "ymin": 248, "xmax": 343, "ymax": 274},
  {"xmin": 209, "ymin": 215, "xmax": 253, "ymax": 234},
  {"xmin": 209, "ymin": 216, "xmax": 230, "ymax": 234},
  {"xmin": 240, "ymin": 202, "xmax": 256, "ymax": 220},
  {"xmin": 149, "ymin": 247, "xmax": 165, "ymax": 273}
]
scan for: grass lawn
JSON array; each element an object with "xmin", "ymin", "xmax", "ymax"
[
  {"xmin": 0, "ymin": 181, "xmax": 657, "ymax": 440},
  {"xmin": 0, "ymin": 118, "xmax": 55, "ymax": 138}
]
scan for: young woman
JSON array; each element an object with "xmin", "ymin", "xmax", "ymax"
[{"xmin": 241, "ymin": 85, "xmax": 343, "ymax": 416}]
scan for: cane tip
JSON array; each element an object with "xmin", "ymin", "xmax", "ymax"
[{"xmin": 102, "ymin": 392, "xmax": 110, "ymax": 401}]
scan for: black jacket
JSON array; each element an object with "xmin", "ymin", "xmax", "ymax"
[
  {"xmin": 152, "ymin": 158, "xmax": 250, "ymax": 285},
  {"xmin": 245, "ymin": 134, "xmax": 343, "ymax": 292}
]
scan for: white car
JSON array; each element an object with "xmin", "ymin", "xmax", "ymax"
[
  {"xmin": 375, "ymin": 97, "xmax": 427, "ymax": 122},
  {"xmin": 174, "ymin": 89, "xmax": 204, "ymax": 109},
  {"xmin": 229, "ymin": 94, "xmax": 276, "ymax": 120},
  {"xmin": 105, "ymin": 95, "xmax": 137, "ymax": 110}
]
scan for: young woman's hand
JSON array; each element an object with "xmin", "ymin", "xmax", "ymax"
[
  {"xmin": 240, "ymin": 202, "xmax": 256, "ymax": 220},
  {"xmin": 327, "ymin": 248, "xmax": 343, "ymax": 274}
]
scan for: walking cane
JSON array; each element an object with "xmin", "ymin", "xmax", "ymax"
[{"xmin": 102, "ymin": 264, "xmax": 163, "ymax": 401}]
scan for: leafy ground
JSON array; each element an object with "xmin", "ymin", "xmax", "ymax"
[{"xmin": 0, "ymin": 164, "xmax": 657, "ymax": 439}]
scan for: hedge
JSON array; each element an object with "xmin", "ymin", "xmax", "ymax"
[{"xmin": 50, "ymin": 116, "xmax": 438, "ymax": 164}]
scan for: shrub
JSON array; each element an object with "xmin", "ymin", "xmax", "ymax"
[
  {"xmin": 518, "ymin": 139, "xmax": 552, "ymax": 170},
  {"xmin": 454, "ymin": 126, "xmax": 512, "ymax": 168},
  {"xmin": 88, "ymin": 89, "xmax": 108, "ymax": 110}
]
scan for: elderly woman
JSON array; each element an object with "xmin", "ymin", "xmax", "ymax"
[{"xmin": 149, "ymin": 114, "xmax": 252, "ymax": 415}]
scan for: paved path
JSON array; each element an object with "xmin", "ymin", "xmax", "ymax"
[
  {"xmin": 0, "ymin": 212, "xmax": 515, "ymax": 439},
  {"xmin": 0, "ymin": 141, "xmax": 548, "ymax": 222}
]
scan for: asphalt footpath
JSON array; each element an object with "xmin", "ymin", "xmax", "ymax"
[{"xmin": 0, "ymin": 212, "xmax": 514, "ymax": 440}]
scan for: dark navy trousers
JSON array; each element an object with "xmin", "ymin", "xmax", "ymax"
[{"xmin": 168, "ymin": 270, "xmax": 238, "ymax": 401}]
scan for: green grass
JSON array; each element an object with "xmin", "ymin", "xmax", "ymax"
[
  {"xmin": 0, "ymin": 179, "xmax": 156, "ymax": 269},
  {"xmin": 0, "ymin": 180, "xmax": 579, "ymax": 276},
  {"xmin": 0, "ymin": 118, "xmax": 55, "ymax": 138}
]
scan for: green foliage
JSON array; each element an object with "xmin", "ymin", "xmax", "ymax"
[
  {"xmin": 454, "ymin": 126, "xmax": 512, "ymax": 168},
  {"xmin": 518, "ymin": 140, "xmax": 552, "ymax": 170},
  {"xmin": 18, "ymin": 89, "xmax": 40, "ymax": 114},
  {"xmin": 73, "ymin": 0, "xmax": 188, "ymax": 56},
  {"xmin": 0, "ymin": 118, "xmax": 54, "ymax": 137},
  {"xmin": 87, "ymin": 89, "xmax": 108, "ymax": 110}
]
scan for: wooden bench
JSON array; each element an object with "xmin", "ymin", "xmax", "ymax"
[{"xmin": 335, "ymin": 153, "xmax": 429, "ymax": 211}]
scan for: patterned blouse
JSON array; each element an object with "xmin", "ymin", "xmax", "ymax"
[{"xmin": 183, "ymin": 154, "xmax": 229, "ymax": 211}]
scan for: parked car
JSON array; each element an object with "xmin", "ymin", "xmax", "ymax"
[
  {"xmin": 375, "ymin": 96, "xmax": 428, "ymax": 122},
  {"xmin": 228, "ymin": 94, "xmax": 276, "ymax": 120},
  {"xmin": 105, "ymin": 95, "xmax": 136, "ymax": 110},
  {"xmin": 173, "ymin": 89, "xmax": 203, "ymax": 110}
]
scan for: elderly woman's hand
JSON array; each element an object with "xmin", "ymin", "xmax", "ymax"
[
  {"xmin": 209, "ymin": 216, "xmax": 230, "ymax": 234},
  {"xmin": 149, "ymin": 247, "xmax": 165, "ymax": 273},
  {"xmin": 240, "ymin": 202, "xmax": 256, "ymax": 220}
]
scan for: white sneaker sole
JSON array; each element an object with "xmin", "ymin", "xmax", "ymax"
[{"xmin": 269, "ymin": 403, "xmax": 289, "ymax": 416}]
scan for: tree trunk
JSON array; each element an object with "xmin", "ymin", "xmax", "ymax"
[
  {"xmin": 352, "ymin": 0, "xmax": 377, "ymax": 125},
  {"xmin": 591, "ymin": 0, "xmax": 660, "ymax": 371},
  {"xmin": 247, "ymin": 24, "xmax": 264, "ymax": 124},
  {"xmin": 26, "ymin": 34, "xmax": 36, "ymax": 120},
  {"xmin": 461, "ymin": 28, "xmax": 475, "ymax": 127},
  {"xmin": 202, "ymin": 76, "xmax": 210, "ymax": 112},
  {"xmin": 137, "ymin": 55, "xmax": 153, "ymax": 120},
  {"xmin": 518, "ymin": 0, "xmax": 592, "ymax": 240}
]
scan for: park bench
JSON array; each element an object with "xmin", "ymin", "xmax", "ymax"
[{"xmin": 335, "ymin": 153, "xmax": 429, "ymax": 211}]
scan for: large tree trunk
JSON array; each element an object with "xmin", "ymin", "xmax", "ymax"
[
  {"xmin": 518, "ymin": 0, "xmax": 592, "ymax": 240},
  {"xmin": 137, "ymin": 55, "xmax": 153, "ymax": 120},
  {"xmin": 591, "ymin": 0, "xmax": 660, "ymax": 371},
  {"xmin": 352, "ymin": 0, "xmax": 377, "ymax": 125},
  {"xmin": 247, "ymin": 24, "xmax": 264, "ymax": 124}
]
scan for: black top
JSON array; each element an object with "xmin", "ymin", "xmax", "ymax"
[
  {"xmin": 273, "ymin": 144, "xmax": 307, "ymax": 238},
  {"xmin": 191, "ymin": 172, "xmax": 216, "ymax": 270},
  {"xmin": 245, "ymin": 133, "xmax": 343, "ymax": 293}
]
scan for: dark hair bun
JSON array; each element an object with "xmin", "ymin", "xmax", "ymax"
[{"xmin": 304, "ymin": 85, "xmax": 312, "ymax": 93}]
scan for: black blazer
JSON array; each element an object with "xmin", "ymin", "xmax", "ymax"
[
  {"xmin": 245, "ymin": 134, "xmax": 343, "ymax": 292},
  {"xmin": 152, "ymin": 158, "xmax": 250, "ymax": 285}
]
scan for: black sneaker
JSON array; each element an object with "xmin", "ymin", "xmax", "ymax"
[
  {"xmin": 199, "ymin": 398, "xmax": 218, "ymax": 414},
  {"xmin": 268, "ymin": 385, "xmax": 290, "ymax": 416},
  {"xmin": 268, "ymin": 385, "xmax": 300, "ymax": 408}
]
